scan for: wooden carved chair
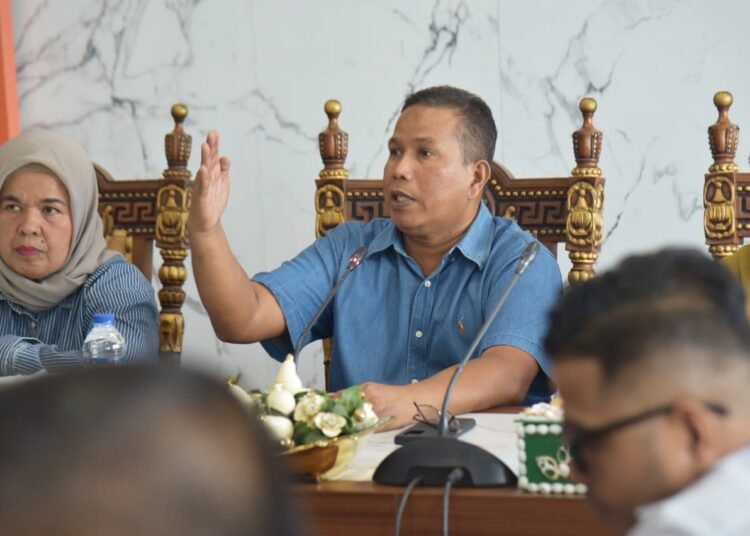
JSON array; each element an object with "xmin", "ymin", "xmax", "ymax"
[
  {"xmin": 313, "ymin": 98, "xmax": 607, "ymax": 383},
  {"xmin": 703, "ymin": 91, "xmax": 749, "ymax": 260},
  {"xmin": 96, "ymin": 104, "xmax": 192, "ymax": 365}
]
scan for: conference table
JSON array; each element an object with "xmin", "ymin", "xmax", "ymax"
[{"xmin": 291, "ymin": 408, "xmax": 616, "ymax": 535}]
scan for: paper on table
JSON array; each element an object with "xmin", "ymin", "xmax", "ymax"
[{"xmin": 329, "ymin": 413, "xmax": 519, "ymax": 482}]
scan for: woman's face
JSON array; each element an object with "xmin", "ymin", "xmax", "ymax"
[{"xmin": 0, "ymin": 169, "xmax": 73, "ymax": 280}]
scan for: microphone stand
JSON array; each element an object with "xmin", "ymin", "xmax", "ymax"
[
  {"xmin": 293, "ymin": 246, "xmax": 367, "ymax": 364},
  {"xmin": 373, "ymin": 242, "xmax": 540, "ymax": 487}
]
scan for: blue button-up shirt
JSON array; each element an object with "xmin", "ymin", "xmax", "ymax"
[{"xmin": 254, "ymin": 203, "xmax": 562, "ymax": 404}]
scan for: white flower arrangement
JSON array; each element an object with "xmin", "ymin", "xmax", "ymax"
[{"xmin": 228, "ymin": 354, "xmax": 380, "ymax": 449}]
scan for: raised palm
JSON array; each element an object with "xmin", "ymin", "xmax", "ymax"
[{"xmin": 189, "ymin": 129, "xmax": 231, "ymax": 234}]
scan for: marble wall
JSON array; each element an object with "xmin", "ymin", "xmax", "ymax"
[{"xmin": 10, "ymin": 0, "xmax": 750, "ymax": 389}]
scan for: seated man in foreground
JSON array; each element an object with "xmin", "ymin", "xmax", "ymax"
[
  {"xmin": 545, "ymin": 248, "xmax": 750, "ymax": 534},
  {"xmin": 189, "ymin": 86, "xmax": 562, "ymax": 428},
  {"xmin": 0, "ymin": 366, "xmax": 299, "ymax": 535}
]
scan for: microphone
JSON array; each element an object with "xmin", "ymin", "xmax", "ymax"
[
  {"xmin": 437, "ymin": 241, "xmax": 539, "ymax": 435},
  {"xmin": 293, "ymin": 246, "xmax": 367, "ymax": 363},
  {"xmin": 373, "ymin": 241, "xmax": 540, "ymax": 487}
]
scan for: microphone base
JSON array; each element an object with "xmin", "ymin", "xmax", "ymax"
[{"xmin": 372, "ymin": 437, "xmax": 517, "ymax": 487}]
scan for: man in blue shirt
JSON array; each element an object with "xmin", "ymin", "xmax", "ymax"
[{"xmin": 189, "ymin": 86, "xmax": 562, "ymax": 429}]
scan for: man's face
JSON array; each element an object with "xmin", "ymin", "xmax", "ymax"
[
  {"xmin": 554, "ymin": 358, "xmax": 697, "ymax": 525},
  {"xmin": 383, "ymin": 105, "xmax": 485, "ymax": 243}
]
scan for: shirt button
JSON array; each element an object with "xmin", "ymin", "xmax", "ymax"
[
  {"xmin": 415, "ymin": 330, "xmax": 423, "ymax": 338},
  {"xmin": 411, "ymin": 379, "xmax": 419, "ymax": 384},
  {"xmin": 424, "ymin": 280, "xmax": 431, "ymax": 288},
  {"xmin": 30, "ymin": 320, "xmax": 38, "ymax": 330}
]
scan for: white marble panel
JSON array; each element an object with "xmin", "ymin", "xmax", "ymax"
[{"xmin": 10, "ymin": 0, "xmax": 750, "ymax": 389}]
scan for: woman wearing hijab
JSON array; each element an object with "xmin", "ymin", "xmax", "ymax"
[{"xmin": 0, "ymin": 130, "xmax": 159, "ymax": 375}]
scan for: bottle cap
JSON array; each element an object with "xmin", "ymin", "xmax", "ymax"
[{"xmin": 92, "ymin": 313, "xmax": 115, "ymax": 324}]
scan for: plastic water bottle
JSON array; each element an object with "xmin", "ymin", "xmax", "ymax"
[{"xmin": 82, "ymin": 313, "xmax": 127, "ymax": 366}]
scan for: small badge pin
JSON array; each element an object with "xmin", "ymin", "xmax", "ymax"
[{"xmin": 457, "ymin": 319, "xmax": 465, "ymax": 335}]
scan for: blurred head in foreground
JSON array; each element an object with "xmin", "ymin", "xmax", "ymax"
[
  {"xmin": 545, "ymin": 248, "xmax": 750, "ymax": 528},
  {"xmin": 0, "ymin": 366, "xmax": 299, "ymax": 536}
]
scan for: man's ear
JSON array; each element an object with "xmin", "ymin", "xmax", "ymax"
[
  {"xmin": 469, "ymin": 160, "xmax": 491, "ymax": 200},
  {"xmin": 672, "ymin": 396, "xmax": 723, "ymax": 473}
]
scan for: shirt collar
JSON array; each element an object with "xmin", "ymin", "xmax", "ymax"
[
  {"xmin": 366, "ymin": 203, "xmax": 494, "ymax": 270},
  {"xmin": 367, "ymin": 221, "xmax": 408, "ymax": 258},
  {"xmin": 452, "ymin": 203, "xmax": 494, "ymax": 270}
]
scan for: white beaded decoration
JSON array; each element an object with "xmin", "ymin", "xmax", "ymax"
[
  {"xmin": 559, "ymin": 463, "xmax": 570, "ymax": 478},
  {"xmin": 537, "ymin": 424, "xmax": 549, "ymax": 435},
  {"xmin": 550, "ymin": 424, "xmax": 562, "ymax": 435},
  {"xmin": 539, "ymin": 483, "xmax": 552, "ymax": 494},
  {"xmin": 525, "ymin": 424, "xmax": 537, "ymax": 434}
]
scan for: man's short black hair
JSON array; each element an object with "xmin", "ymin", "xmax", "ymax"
[
  {"xmin": 0, "ymin": 366, "xmax": 299, "ymax": 536},
  {"xmin": 544, "ymin": 248, "xmax": 750, "ymax": 382},
  {"xmin": 402, "ymin": 85, "xmax": 497, "ymax": 164}
]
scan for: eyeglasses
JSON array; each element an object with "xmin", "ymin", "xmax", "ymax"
[
  {"xmin": 563, "ymin": 401, "xmax": 728, "ymax": 474},
  {"xmin": 412, "ymin": 402, "xmax": 463, "ymax": 434}
]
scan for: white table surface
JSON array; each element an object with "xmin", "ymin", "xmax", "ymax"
[{"xmin": 330, "ymin": 413, "xmax": 519, "ymax": 481}]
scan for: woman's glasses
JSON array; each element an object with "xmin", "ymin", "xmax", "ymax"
[{"xmin": 412, "ymin": 402, "xmax": 463, "ymax": 434}]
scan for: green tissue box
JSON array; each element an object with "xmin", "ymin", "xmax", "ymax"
[{"xmin": 515, "ymin": 403, "xmax": 587, "ymax": 495}]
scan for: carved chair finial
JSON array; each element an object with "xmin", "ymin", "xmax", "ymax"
[
  {"xmin": 165, "ymin": 104, "xmax": 191, "ymax": 174},
  {"xmin": 171, "ymin": 103, "xmax": 188, "ymax": 124},
  {"xmin": 708, "ymin": 91, "xmax": 739, "ymax": 173},
  {"xmin": 571, "ymin": 97, "xmax": 602, "ymax": 177},
  {"xmin": 318, "ymin": 99, "xmax": 349, "ymax": 179}
]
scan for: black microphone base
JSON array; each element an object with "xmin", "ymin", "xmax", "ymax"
[{"xmin": 372, "ymin": 437, "xmax": 517, "ymax": 487}]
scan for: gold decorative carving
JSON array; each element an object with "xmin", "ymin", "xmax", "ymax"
[
  {"xmin": 503, "ymin": 205, "xmax": 517, "ymax": 221},
  {"xmin": 566, "ymin": 182, "xmax": 604, "ymax": 247},
  {"xmin": 319, "ymin": 169, "xmax": 349, "ymax": 179},
  {"xmin": 708, "ymin": 244, "xmax": 739, "ymax": 258},
  {"xmin": 571, "ymin": 167, "xmax": 602, "ymax": 177},
  {"xmin": 708, "ymin": 162, "xmax": 739, "ymax": 173},
  {"xmin": 159, "ymin": 313, "xmax": 184, "ymax": 353},
  {"xmin": 100, "ymin": 204, "xmax": 134, "ymax": 262},
  {"xmin": 160, "ymin": 248, "xmax": 189, "ymax": 261},
  {"xmin": 155, "ymin": 185, "xmax": 189, "ymax": 244},
  {"xmin": 105, "ymin": 229, "xmax": 133, "ymax": 263},
  {"xmin": 568, "ymin": 262, "xmax": 597, "ymax": 284},
  {"xmin": 315, "ymin": 184, "xmax": 346, "ymax": 237},
  {"xmin": 704, "ymin": 176, "xmax": 736, "ymax": 239}
]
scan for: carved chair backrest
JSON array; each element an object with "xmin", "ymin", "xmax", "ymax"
[
  {"xmin": 96, "ymin": 104, "xmax": 192, "ymax": 365},
  {"xmin": 703, "ymin": 91, "xmax": 747, "ymax": 259},
  {"xmin": 313, "ymin": 98, "xmax": 607, "ymax": 386}
]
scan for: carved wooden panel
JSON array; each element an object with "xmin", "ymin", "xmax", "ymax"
[{"xmin": 95, "ymin": 104, "xmax": 193, "ymax": 362}]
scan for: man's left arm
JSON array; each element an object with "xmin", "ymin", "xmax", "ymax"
[{"xmin": 362, "ymin": 346, "xmax": 538, "ymax": 430}]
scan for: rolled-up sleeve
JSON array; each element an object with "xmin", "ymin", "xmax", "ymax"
[{"xmin": 253, "ymin": 225, "xmax": 351, "ymax": 361}]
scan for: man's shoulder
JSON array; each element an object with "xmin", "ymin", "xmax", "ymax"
[
  {"xmin": 323, "ymin": 218, "xmax": 393, "ymax": 246},
  {"xmin": 486, "ymin": 217, "xmax": 559, "ymax": 270},
  {"xmin": 632, "ymin": 445, "xmax": 750, "ymax": 535}
]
